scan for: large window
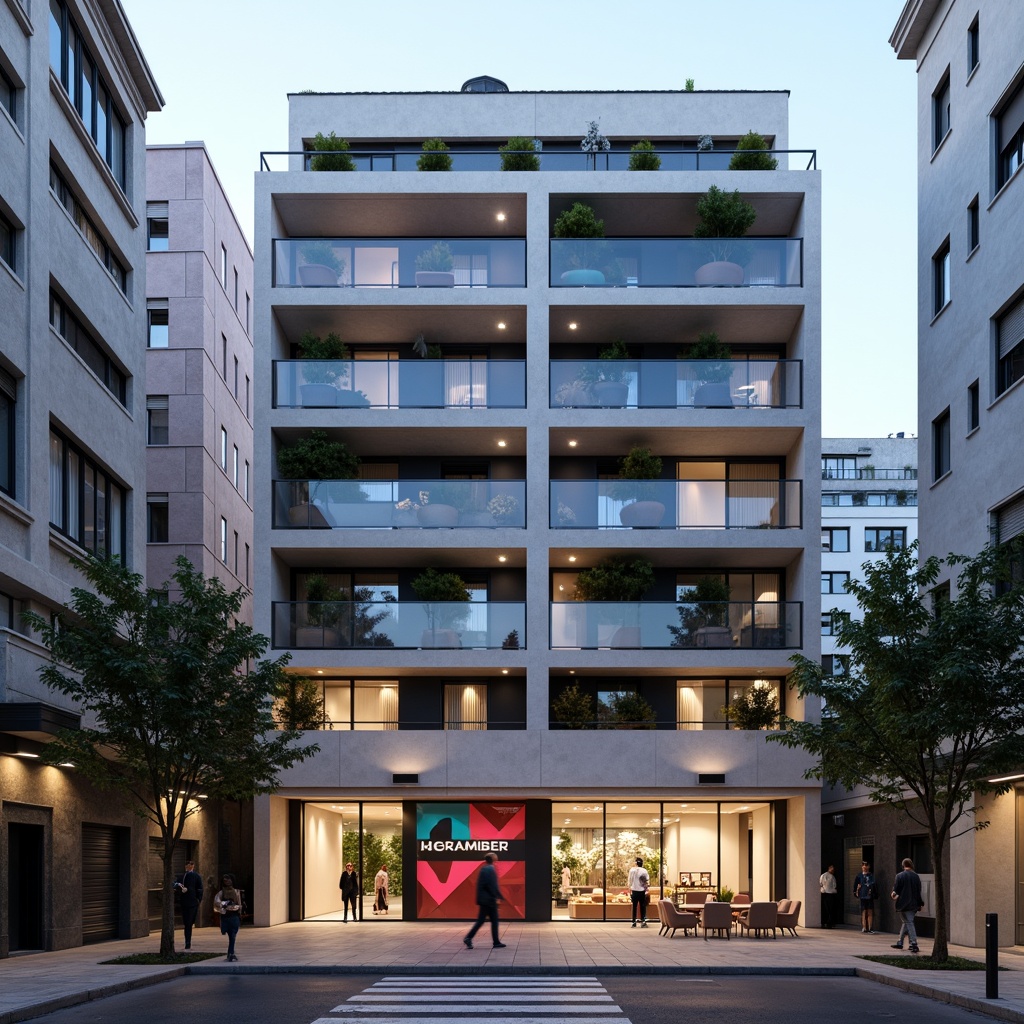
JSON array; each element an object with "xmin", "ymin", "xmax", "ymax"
[
  {"xmin": 997, "ymin": 294, "xmax": 1024, "ymax": 395},
  {"xmin": 821, "ymin": 457, "xmax": 858, "ymax": 480},
  {"xmin": 0, "ymin": 368, "xmax": 15, "ymax": 497},
  {"xmin": 48, "ymin": 0, "xmax": 127, "ymax": 188},
  {"xmin": 997, "ymin": 79, "xmax": 1024, "ymax": 189},
  {"xmin": 865, "ymin": 527, "xmax": 906, "ymax": 552},
  {"xmin": 48, "ymin": 428, "xmax": 125, "ymax": 561},
  {"xmin": 49, "ymin": 291, "xmax": 127, "ymax": 405},
  {"xmin": 933, "ymin": 408, "xmax": 951, "ymax": 480},
  {"xmin": 933, "ymin": 69, "xmax": 951, "ymax": 151},
  {"xmin": 821, "ymin": 572, "xmax": 849, "ymax": 595},
  {"xmin": 821, "ymin": 527, "xmax": 849, "ymax": 552},
  {"xmin": 50, "ymin": 163, "xmax": 127, "ymax": 292}
]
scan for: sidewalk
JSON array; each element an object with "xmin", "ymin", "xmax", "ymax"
[{"xmin": 2, "ymin": 922, "xmax": 1022, "ymax": 1024}]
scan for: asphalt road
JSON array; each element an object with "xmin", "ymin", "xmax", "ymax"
[{"xmin": 30, "ymin": 975, "xmax": 992, "ymax": 1024}]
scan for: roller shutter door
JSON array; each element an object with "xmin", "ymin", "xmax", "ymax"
[{"xmin": 82, "ymin": 824, "xmax": 120, "ymax": 943}]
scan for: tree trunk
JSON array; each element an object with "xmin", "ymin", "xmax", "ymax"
[
  {"xmin": 160, "ymin": 836, "xmax": 177, "ymax": 957},
  {"xmin": 929, "ymin": 828, "xmax": 949, "ymax": 962}
]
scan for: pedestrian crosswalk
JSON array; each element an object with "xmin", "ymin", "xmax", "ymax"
[{"xmin": 312, "ymin": 976, "xmax": 633, "ymax": 1023}]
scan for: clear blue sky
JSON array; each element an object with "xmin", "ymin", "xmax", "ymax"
[{"xmin": 121, "ymin": 0, "xmax": 917, "ymax": 440}]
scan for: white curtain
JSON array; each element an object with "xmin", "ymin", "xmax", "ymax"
[
  {"xmin": 677, "ymin": 685, "xmax": 702, "ymax": 731},
  {"xmin": 728, "ymin": 463, "xmax": 779, "ymax": 527},
  {"xmin": 445, "ymin": 683, "xmax": 487, "ymax": 731},
  {"xmin": 354, "ymin": 684, "xmax": 398, "ymax": 731}
]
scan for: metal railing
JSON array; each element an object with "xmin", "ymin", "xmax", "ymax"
[
  {"xmin": 821, "ymin": 468, "xmax": 918, "ymax": 480},
  {"xmin": 550, "ymin": 479, "xmax": 802, "ymax": 530},
  {"xmin": 550, "ymin": 359, "xmax": 802, "ymax": 409}
]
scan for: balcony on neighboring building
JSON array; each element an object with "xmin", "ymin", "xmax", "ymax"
[
  {"xmin": 273, "ymin": 238, "xmax": 526, "ymax": 289},
  {"xmin": 549, "ymin": 238, "xmax": 803, "ymax": 288},
  {"xmin": 550, "ymin": 358, "xmax": 802, "ymax": 410},
  {"xmin": 274, "ymin": 359, "xmax": 526, "ymax": 409},
  {"xmin": 549, "ymin": 600, "xmax": 802, "ymax": 651},
  {"xmin": 549, "ymin": 478, "xmax": 802, "ymax": 530}
]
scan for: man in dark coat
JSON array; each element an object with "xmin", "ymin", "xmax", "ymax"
[
  {"xmin": 463, "ymin": 853, "xmax": 506, "ymax": 949},
  {"xmin": 176, "ymin": 859, "xmax": 204, "ymax": 950},
  {"xmin": 890, "ymin": 857, "xmax": 924, "ymax": 954},
  {"xmin": 339, "ymin": 861, "xmax": 359, "ymax": 922}
]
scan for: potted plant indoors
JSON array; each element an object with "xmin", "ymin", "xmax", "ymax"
[
  {"xmin": 610, "ymin": 445, "xmax": 665, "ymax": 528},
  {"xmin": 415, "ymin": 241, "xmax": 456, "ymax": 287},
  {"xmin": 553, "ymin": 202, "xmax": 608, "ymax": 286},
  {"xmin": 628, "ymin": 139, "xmax": 661, "ymax": 171},
  {"xmin": 499, "ymin": 137, "xmax": 540, "ymax": 171},
  {"xmin": 692, "ymin": 185, "xmax": 756, "ymax": 287},
  {"xmin": 728, "ymin": 130, "xmax": 778, "ymax": 171},
  {"xmin": 686, "ymin": 331, "xmax": 735, "ymax": 408},
  {"xmin": 416, "ymin": 138, "xmax": 453, "ymax": 171},
  {"xmin": 277, "ymin": 431, "xmax": 361, "ymax": 528},
  {"xmin": 574, "ymin": 555, "xmax": 655, "ymax": 648},
  {"xmin": 297, "ymin": 331, "xmax": 349, "ymax": 407},
  {"xmin": 723, "ymin": 682, "xmax": 779, "ymax": 730},
  {"xmin": 298, "ymin": 239, "xmax": 346, "ymax": 288},
  {"xmin": 669, "ymin": 575, "xmax": 733, "ymax": 649},
  {"xmin": 592, "ymin": 338, "xmax": 632, "ymax": 407},
  {"xmin": 410, "ymin": 568, "xmax": 471, "ymax": 648},
  {"xmin": 308, "ymin": 132, "xmax": 356, "ymax": 172}
]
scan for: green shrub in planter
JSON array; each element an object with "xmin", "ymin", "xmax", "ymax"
[
  {"xmin": 309, "ymin": 132, "xmax": 355, "ymax": 172},
  {"xmin": 553, "ymin": 202, "xmax": 604, "ymax": 239},
  {"xmin": 628, "ymin": 139, "xmax": 661, "ymax": 171},
  {"xmin": 723, "ymin": 683, "xmax": 779, "ymax": 730},
  {"xmin": 417, "ymin": 138, "xmax": 453, "ymax": 171},
  {"xmin": 728, "ymin": 130, "xmax": 778, "ymax": 171},
  {"xmin": 693, "ymin": 186, "xmax": 757, "ymax": 265},
  {"xmin": 685, "ymin": 331, "xmax": 733, "ymax": 383},
  {"xmin": 552, "ymin": 682, "xmax": 595, "ymax": 729},
  {"xmin": 574, "ymin": 556, "xmax": 655, "ymax": 602},
  {"xmin": 610, "ymin": 446, "xmax": 663, "ymax": 504},
  {"xmin": 499, "ymin": 137, "xmax": 540, "ymax": 171},
  {"xmin": 278, "ymin": 430, "xmax": 360, "ymax": 481},
  {"xmin": 606, "ymin": 690, "xmax": 656, "ymax": 729},
  {"xmin": 415, "ymin": 241, "xmax": 454, "ymax": 273},
  {"xmin": 298, "ymin": 331, "xmax": 349, "ymax": 386}
]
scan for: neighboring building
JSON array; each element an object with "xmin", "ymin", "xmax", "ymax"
[
  {"xmin": 145, "ymin": 143, "xmax": 255, "ymax": 623},
  {"xmin": 253, "ymin": 84, "xmax": 822, "ymax": 926},
  {"xmin": 892, "ymin": 0, "xmax": 1024, "ymax": 946},
  {"xmin": 818, "ymin": 434, "xmax": 920, "ymax": 932},
  {"xmin": 0, "ymin": 0, "xmax": 195, "ymax": 955}
]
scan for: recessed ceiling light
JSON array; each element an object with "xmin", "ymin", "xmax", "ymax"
[
  {"xmin": 497, "ymin": 321, "xmax": 506, "ymax": 330},
  {"xmin": 498, "ymin": 555, "xmax": 507, "ymax": 562},
  {"xmin": 568, "ymin": 322, "xmax": 578, "ymax": 330},
  {"xmin": 497, "ymin": 439, "xmax": 507, "ymax": 447},
  {"xmin": 501, "ymin": 668, "xmax": 509, "ymax": 674},
  {"xmin": 568, "ymin": 439, "xmax": 578, "ymax": 447},
  {"xmin": 568, "ymin": 555, "xmax": 576, "ymax": 562},
  {"xmin": 317, "ymin": 669, "xmax": 323, "ymax": 674},
  {"xmin": 569, "ymin": 669, "xmax": 575, "ymax": 675},
  {"xmin": 496, "ymin": 212, "xmax": 506, "ymax": 221}
]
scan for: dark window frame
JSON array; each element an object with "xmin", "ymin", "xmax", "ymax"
[
  {"xmin": 933, "ymin": 237, "xmax": 951, "ymax": 315},
  {"xmin": 821, "ymin": 571, "xmax": 850, "ymax": 595},
  {"xmin": 968, "ymin": 379, "xmax": 980, "ymax": 432},
  {"xmin": 49, "ymin": 290, "xmax": 127, "ymax": 406},
  {"xmin": 821, "ymin": 527, "xmax": 850, "ymax": 553},
  {"xmin": 0, "ymin": 208, "xmax": 15, "ymax": 273},
  {"xmin": 0, "ymin": 61, "xmax": 16, "ymax": 123},
  {"xmin": 147, "ymin": 492, "xmax": 168, "ymax": 542},
  {"xmin": 0, "ymin": 370, "xmax": 15, "ymax": 498},
  {"xmin": 968, "ymin": 195, "xmax": 979, "ymax": 253},
  {"xmin": 933, "ymin": 408, "xmax": 951, "ymax": 480},
  {"xmin": 968, "ymin": 16, "xmax": 979, "ymax": 74},
  {"xmin": 864, "ymin": 527, "xmax": 907, "ymax": 553},
  {"xmin": 933, "ymin": 70, "xmax": 951, "ymax": 151},
  {"xmin": 147, "ymin": 217, "xmax": 168, "ymax": 251}
]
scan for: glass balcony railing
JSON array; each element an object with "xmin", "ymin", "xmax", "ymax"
[
  {"xmin": 273, "ymin": 600, "xmax": 527, "ymax": 650},
  {"xmin": 550, "ymin": 359, "xmax": 802, "ymax": 409},
  {"xmin": 273, "ymin": 359, "xmax": 526, "ymax": 409},
  {"xmin": 550, "ymin": 479, "xmax": 802, "ymax": 529},
  {"xmin": 549, "ymin": 238, "xmax": 803, "ymax": 288},
  {"xmin": 273, "ymin": 238, "xmax": 526, "ymax": 288},
  {"xmin": 274, "ymin": 480, "xmax": 527, "ymax": 529},
  {"xmin": 549, "ymin": 601, "xmax": 802, "ymax": 650}
]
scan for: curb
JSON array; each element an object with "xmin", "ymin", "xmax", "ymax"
[
  {"xmin": 856, "ymin": 968, "xmax": 1023, "ymax": 1024},
  {"xmin": 184, "ymin": 963, "xmax": 859, "ymax": 977}
]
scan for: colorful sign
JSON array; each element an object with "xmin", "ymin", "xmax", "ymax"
[{"xmin": 416, "ymin": 802, "xmax": 526, "ymax": 919}]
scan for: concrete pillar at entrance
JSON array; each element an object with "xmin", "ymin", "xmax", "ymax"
[{"xmin": 253, "ymin": 795, "xmax": 289, "ymax": 926}]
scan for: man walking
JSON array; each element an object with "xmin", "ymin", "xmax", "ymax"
[
  {"xmin": 339, "ymin": 861, "xmax": 359, "ymax": 922},
  {"xmin": 819, "ymin": 863, "xmax": 838, "ymax": 928},
  {"xmin": 627, "ymin": 857, "xmax": 650, "ymax": 928},
  {"xmin": 890, "ymin": 857, "xmax": 924, "ymax": 954},
  {"xmin": 854, "ymin": 860, "xmax": 877, "ymax": 934},
  {"xmin": 176, "ymin": 859, "xmax": 203, "ymax": 950},
  {"xmin": 463, "ymin": 853, "xmax": 506, "ymax": 949}
]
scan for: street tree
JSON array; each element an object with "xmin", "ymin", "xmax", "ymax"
[
  {"xmin": 26, "ymin": 556, "xmax": 320, "ymax": 957},
  {"xmin": 772, "ymin": 541, "xmax": 1024, "ymax": 962}
]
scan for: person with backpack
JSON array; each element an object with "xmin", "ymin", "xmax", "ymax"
[{"xmin": 853, "ymin": 860, "xmax": 878, "ymax": 934}]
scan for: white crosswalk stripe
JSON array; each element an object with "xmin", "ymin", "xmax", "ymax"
[{"xmin": 319, "ymin": 975, "xmax": 632, "ymax": 1022}]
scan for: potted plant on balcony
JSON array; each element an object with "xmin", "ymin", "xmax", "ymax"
[
  {"xmin": 606, "ymin": 690, "xmax": 656, "ymax": 729},
  {"xmin": 628, "ymin": 139, "xmax": 661, "ymax": 171},
  {"xmin": 692, "ymin": 185, "xmax": 756, "ymax": 287},
  {"xmin": 593, "ymin": 339, "xmax": 632, "ymax": 407},
  {"xmin": 722, "ymin": 682, "xmax": 779, "ymax": 730},
  {"xmin": 415, "ymin": 241, "xmax": 456, "ymax": 287},
  {"xmin": 411, "ymin": 568, "xmax": 471, "ymax": 648},
  {"xmin": 610, "ymin": 446, "xmax": 665, "ymax": 528},
  {"xmin": 574, "ymin": 555, "xmax": 655, "ymax": 648},
  {"xmin": 552, "ymin": 681, "xmax": 595, "ymax": 729},
  {"xmin": 487, "ymin": 492, "xmax": 522, "ymax": 527},
  {"xmin": 499, "ymin": 137, "xmax": 540, "ymax": 171},
  {"xmin": 297, "ymin": 331, "xmax": 348, "ymax": 407},
  {"xmin": 686, "ymin": 331, "xmax": 735, "ymax": 408},
  {"xmin": 278, "ymin": 430, "xmax": 361, "ymax": 527},
  {"xmin": 298, "ymin": 239, "xmax": 346, "ymax": 288},
  {"xmin": 416, "ymin": 138, "xmax": 453, "ymax": 171},
  {"xmin": 308, "ymin": 132, "xmax": 356, "ymax": 172},
  {"xmin": 298, "ymin": 573, "xmax": 343, "ymax": 648},
  {"xmin": 553, "ymin": 202, "xmax": 608, "ymax": 287},
  {"xmin": 669, "ymin": 575, "xmax": 732, "ymax": 649},
  {"xmin": 728, "ymin": 130, "xmax": 778, "ymax": 171},
  {"xmin": 415, "ymin": 485, "xmax": 460, "ymax": 528}
]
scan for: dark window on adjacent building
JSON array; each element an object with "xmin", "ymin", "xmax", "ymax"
[
  {"xmin": 148, "ymin": 307, "xmax": 168, "ymax": 348},
  {"xmin": 968, "ymin": 195, "xmax": 979, "ymax": 252},
  {"xmin": 997, "ymin": 79, "xmax": 1024, "ymax": 189},
  {"xmin": 220, "ymin": 517, "xmax": 227, "ymax": 563},
  {"xmin": 822, "ymin": 655, "xmax": 849, "ymax": 677},
  {"xmin": 0, "ymin": 62, "xmax": 16, "ymax": 123},
  {"xmin": 933, "ymin": 408, "xmax": 951, "ymax": 480},
  {"xmin": 821, "ymin": 572, "xmax": 849, "ymax": 595},
  {"xmin": 49, "ymin": 291, "xmax": 127, "ymax": 405},
  {"xmin": 933, "ymin": 70, "xmax": 951, "ymax": 150},
  {"xmin": 933, "ymin": 237, "xmax": 951, "ymax": 315},
  {"xmin": 147, "ymin": 218, "xmax": 168, "ymax": 251},
  {"xmin": 0, "ymin": 209, "xmax": 15, "ymax": 273},
  {"xmin": 994, "ymin": 495, "xmax": 1024, "ymax": 596},
  {"xmin": 220, "ymin": 244, "xmax": 227, "ymax": 288},
  {"xmin": 865, "ymin": 527, "xmax": 906, "ymax": 552},
  {"xmin": 821, "ymin": 457, "xmax": 858, "ymax": 480},
  {"xmin": 48, "ymin": 427, "xmax": 126, "ymax": 561},
  {"xmin": 968, "ymin": 16, "xmax": 979, "ymax": 74},
  {"xmin": 997, "ymin": 293, "xmax": 1024, "ymax": 395},
  {"xmin": 147, "ymin": 493, "xmax": 168, "ymax": 542},
  {"xmin": 48, "ymin": 0, "xmax": 127, "ymax": 189},
  {"xmin": 0, "ymin": 368, "xmax": 15, "ymax": 497},
  {"xmin": 146, "ymin": 396, "xmax": 168, "ymax": 445},
  {"xmin": 968, "ymin": 379, "xmax": 980, "ymax": 431},
  {"xmin": 221, "ymin": 334, "xmax": 227, "ymax": 379},
  {"xmin": 821, "ymin": 527, "xmax": 850, "ymax": 553}
]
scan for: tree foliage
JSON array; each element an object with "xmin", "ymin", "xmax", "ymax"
[
  {"xmin": 25, "ymin": 556, "xmax": 320, "ymax": 956},
  {"xmin": 771, "ymin": 541, "xmax": 1024, "ymax": 961}
]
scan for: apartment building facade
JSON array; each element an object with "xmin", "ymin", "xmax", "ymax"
[
  {"xmin": 145, "ymin": 143, "xmax": 255, "ymax": 622},
  {"xmin": 892, "ymin": 0, "xmax": 1024, "ymax": 946},
  {"xmin": 254, "ymin": 84, "xmax": 822, "ymax": 926}
]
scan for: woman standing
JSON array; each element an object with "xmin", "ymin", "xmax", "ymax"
[
  {"xmin": 214, "ymin": 873, "xmax": 243, "ymax": 960},
  {"xmin": 373, "ymin": 864, "xmax": 389, "ymax": 915}
]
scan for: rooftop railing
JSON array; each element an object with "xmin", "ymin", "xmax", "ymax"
[
  {"xmin": 550, "ymin": 359, "xmax": 802, "ymax": 410},
  {"xmin": 259, "ymin": 148, "xmax": 818, "ymax": 173}
]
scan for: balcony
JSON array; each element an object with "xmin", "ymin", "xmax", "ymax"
[
  {"xmin": 273, "ymin": 359, "xmax": 526, "ymax": 409},
  {"xmin": 272, "ymin": 600, "xmax": 527, "ymax": 650},
  {"xmin": 273, "ymin": 238, "xmax": 526, "ymax": 289},
  {"xmin": 821, "ymin": 468, "xmax": 918, "ymax": 480},
  {"xmin": 550, "ymin": 601, "xmax": 802, "ymax": 650},
  {"xmin": 549, "ymin": 238, "xmax": 802, "ymax": 288},
  {"xmin": 274, "ymin": 480, "xmax": 527, "ymax": 529},
  {"xmin": 550, "ymin": 359, "xmax": 802, "ymax": 409},
  {"xmin": 550, "ymin": 479, "xmax": 802, "ymax": 530}
]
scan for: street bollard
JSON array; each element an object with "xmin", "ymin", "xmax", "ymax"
[{"xmin": 986, "ymin": 912, "xmax": 998, "ymax": 999}]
